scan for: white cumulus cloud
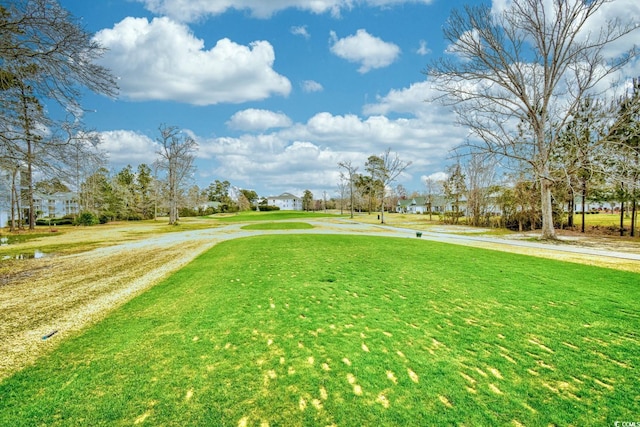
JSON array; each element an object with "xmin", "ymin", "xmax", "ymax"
[
  {"xmin": 363, "ymin": 80, "xmax": 460, "ymax": 130},
  {"xmin": 330, "ymin": 29, "xmax": 401, "ymax": 73},
  {"xmin": 422, "ymin": 171, "xmax": 448, "ymax": 182},
  {"xmin": 99, "ymin": 130, "xmax": 159, "ymax": 164},
  {"xmin": 227, "ymin": 109, "xmax": 293, "ymax": 132},
  {"xmin": 301, "ymin": 80, "xmax": 324, "ymax": 93},
  {"xmin": 94, "ymin": 16, "xmax": 291, "ymax": 105},
  {"xmin": 192, "ymin": 95, "xmax": 461, "ymax": 195},
  {"xmin": 290, "ymin": 25, "xmax": 310, "ymax": 39},
  {"xmin": 364, "ymin": 81, "xmax": 433, "ymax": 116},
  {"xmin": 416, "ymin": 39, "xmax": 431, "ymax": 55}
]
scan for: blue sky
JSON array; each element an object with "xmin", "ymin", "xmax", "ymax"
[{"xmin": 57, "ymin": 0, "xmax": 639, "ymax": 198}]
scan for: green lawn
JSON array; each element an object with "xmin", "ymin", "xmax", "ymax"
[
  {"xmin": 241, "ymin": 222, "xmax": 314, "ymax": 231},
  {"xmin": 573, "ymin": 212, "xmax": 636, "ymax": 229},
  {"xmin": 1, "ymin": 235, "xmax": 638, "ymax": 426},
  {"xmin": 211, "ymin": 211, "xmax": 341, "ymax": 222}
]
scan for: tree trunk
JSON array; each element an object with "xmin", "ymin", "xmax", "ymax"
[
  {"xmin": 10, "ymin": 168, "xmax": 18, "ymax": 232},
  {"xmin": 27, "ymin": 143, "xmax": 35, "ymax": 230},
  {"xmin": 567, "ymin": 196, "xmax": 574, "ymax": 228},
  {"xmin": 349, "ymin": 180, "xmax": 354, "ymax": 219},
  {"xmin": 540, "ymin": 178, "xmax": 556, "ymax": 240},
  {"xmin": 167, "ymin": 157, "xmax": 178, "ymax": 225},
  {"xmin": 17, "ymin": 191, "xmax": 23, "ymax": 230},
  {"xmin": 581, "ymin": 180, "xmax": 587, "ymax": 233},
  {"xmin": 19, "ymin": 87, "xmax": 37, "ymax": 230},
  {"xmin": 620, "ymin": 201, "xmax": 625, "ymax": 236},
  {"xmin": 631, "ymin": 198, "xmax": 637, "ymax": 237}
]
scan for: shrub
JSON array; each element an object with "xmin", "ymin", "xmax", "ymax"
[
  {"xmin": 178, "ymin": 207, "xmax": 199, "ymax": 217},
  {"xmin": 254, "ymin": 205, "xmax": 280, "ymax": 211},
  {"xmin": 35, "ymin": 217, "xmax": 73, "ymax": 226},
  {"xmin": 74, "ymin": 212, "xmax": 99, "ymax": 226}
]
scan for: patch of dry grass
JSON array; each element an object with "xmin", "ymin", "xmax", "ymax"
[{"xmin": 0, "ymin": 218, "xmax": 222, "ymax": 381}]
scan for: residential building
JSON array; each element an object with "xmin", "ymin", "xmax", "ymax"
[
  {"xmin": 0, "ymin": 166, "xmax": 17, "ymax": 228},
  {"xmin": 266, "ymin": 192, "xmax": 303, "ymax": 211},
  {"xmin": 396, "ymin": 196, "xmax": 448, "ymax": 214},
  {"xmin": 32, "ymin": 192, "xmax": 79, "ymax": 219}
]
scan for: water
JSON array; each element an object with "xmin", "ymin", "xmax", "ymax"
[
  {"xmin": 1, "ymin": 250, "xmax": 47, "ymax": 260},
  {"xmin": 1, "ymin": 235, "xmax": 49, "ymax": 259}
]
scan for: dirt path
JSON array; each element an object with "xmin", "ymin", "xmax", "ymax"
[{"xmin": 1, "ymin": 218, "xmax": 638, "ymax": 382}]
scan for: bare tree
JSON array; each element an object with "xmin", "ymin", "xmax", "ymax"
[
  {"xmin": 371, "ymin": 148, "xmax": 412, "ymax": 224},
  {"xmin": 443, "ymin": 163, "xmax": 466, "ymax": 224},
  {"xmin": 336, "ymin": 178, "xmax": 348, "ymax": 215},
  {"xmin": 338, "ymin": 160, "xmax": 359, "ymax": 218},
  {"xmin": 464, "ymin": 153, "xmax": 499, "ymax": 227},
  {"xmin": 1, "ymin": 0, "xmax": 117, "ymax": 229},
  {"xmin": 428, "ymin": 0, "xmax": 638, "ymax": 239},
  {"xmin": 424, "ymin": 177, "xmax": 442, "ymax": 221},
  {"xmin": 0, "ymin": 0, "xmax": 117, "ymax": 109},
  {"xmin": 59, "ymin": 121, "xmax": 106, "ymax": 206},
  {"xmin": 155, "ymin": 125, "xmax": 197, "ymax": 225}
]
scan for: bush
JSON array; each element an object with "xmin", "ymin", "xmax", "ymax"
[
  {"xmin": 254, "ymin": 205, "xmax": 280, "ymax": 211},
  {"xmin": 93, "ymin": 211, "xmax": 116, "ymax": 223},
  {"xmin": 35, "ymin": 217, "xmax": 73, "ymax": 226},
  {"xmin": 178, "ymin": 207, "xmax": 199, "ymax": 217},
  {"xmin": 74, "ymin": 212, "xmax": 99, "ymax": 226}
]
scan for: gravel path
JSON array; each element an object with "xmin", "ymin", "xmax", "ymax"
[{"xmin": 1, "ymin": 218, "xmax": 638, "ymax": 382}]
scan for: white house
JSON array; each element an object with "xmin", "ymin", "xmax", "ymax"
[
  {"xmin": 32, "ymin": 192, "xmax": 79, "ymax": 218},
  {"xmin": 396, "ymin": 196, "xmax": 448, "ymax": 214},
  {"xmin": 266, "ymin": 192, "xmax": 303, "ymax": 211}
]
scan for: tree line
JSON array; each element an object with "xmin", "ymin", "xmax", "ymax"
[{"xmin": 22, "ymin": 127, "xmax": 274, "ymax": 226}]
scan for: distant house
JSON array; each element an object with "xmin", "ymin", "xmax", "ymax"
[
  {"xmin": 267, "ymin": 192, "xmax": 303, "ymax": 211},
  {"xmin": 396, "ymin": 196, "xmax": 447, "ymax": 214}
]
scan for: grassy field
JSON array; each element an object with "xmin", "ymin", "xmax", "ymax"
[
  {"xmin": 573, "ymin": 213, "xmax": 635, "ymax": 229},
  {"xmin": 241, "ymin": 222, "xmax": 314, "ymax": 230},
  {"xmin": 211, "ymin": 211, "xmax": 341, "ymax": 223},
  {"xmin": 1, "ymin": 234, "xmax": 638, "ymax": 426}
]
